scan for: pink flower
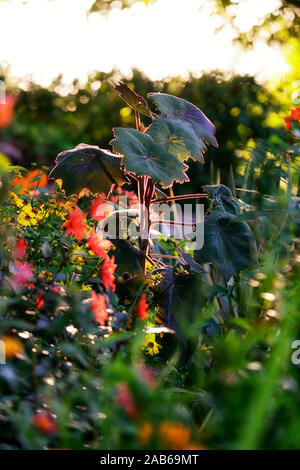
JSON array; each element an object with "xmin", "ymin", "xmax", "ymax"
[
  {"xmin": 90, "ymin": 194, "xmax": 113, "ymax": 222},
  {"xmin": 10, "ymin": 260, "xmax": 33, "ymax": 288},
  {"xmin": 115, "ymin": 382, "xmax": 138, "ymax": 420}
]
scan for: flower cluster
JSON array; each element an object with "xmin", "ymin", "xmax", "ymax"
[{"xmin": 284, "ymin": 105, "xmax": 300, "ymax": 134}]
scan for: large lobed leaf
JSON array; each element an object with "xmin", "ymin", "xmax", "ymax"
[
  {"xmin": 203, "ymin": 184, "xmax": 240, "ymax": 215},
  {"xmin": 110, "ymin": 128, "xmax": 189, "ymax": 188},
  {"xmin": 146, "ymin": 116, "xmax": 206, "ymax": 163},
  {"xmin": 194, "ymin": 184, "xmax": 257, "ymax": 280},
  {"xmin": 49, "ymin": 144, "xmax": 127, "ymax": 196},
  {"xmin": 147, "ymin": 92, "xmax": 218, "ymax": 149},
  {"xmin": 194, "ymin": 210, "xmax": 257, "ymax": 281}
]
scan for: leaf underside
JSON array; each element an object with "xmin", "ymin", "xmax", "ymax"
[
  {"xmin": 49, "ymin": 143, "xmax": 127, "ymax": 196},
  {"xmin": 110, "ymin": 128, "xmax": 189, "ymax": 188},
  {"xmin": 112, "ymin": 81, "xmax": 152, "ymax": 117}
]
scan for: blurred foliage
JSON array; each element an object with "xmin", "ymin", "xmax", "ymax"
[
  {"xmin": 0, "ymin": 68, "xmax": 288, "ymax": 194},
  {"xmin": 89, "ymin": 0, "xmax": 153, "ymax": 15},
  {"xmin": 214, "ymin": 0, "xmax": 300, "ymax": 47}
]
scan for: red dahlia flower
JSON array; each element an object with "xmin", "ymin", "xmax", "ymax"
[
  {"xmin": 90, "ymin": 290, "xmax": 108, "ymax": 326},
  {"xmin": 63, "ymin": 206, "xmax": 88, "ymax": 241},
  {"xmin": 136, "ymin": 294, "xmax": 149, "ymax": 320},
  {"xmin": 88, "ymin": 227, "xmax": 112, "ymax": 258},
  {"xmin": 101, "ymin": 255, "xmax": 117, "ymax": 292}
]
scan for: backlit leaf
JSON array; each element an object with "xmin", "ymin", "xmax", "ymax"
[
  {"xmin": 110, "ymin": 128, "xmax": 189, "ymax": 188},
  {"xmin": 112, "ymin": 81, "xmax": 152, "ymax": 117},
  {"xmin": 146, "ymin": 116, "xmax": 206, "ymax": 162},
  {"xmin": 49, "ymin": 143, "xmax": 127, "ymax": 196},
  {"xmin": 148, "ymin": 92, "xmax": 218, "ymax": 148}
]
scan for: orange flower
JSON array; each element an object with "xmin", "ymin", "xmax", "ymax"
[
  {"xmin": 101, "ymin": 255, "xmax": 117, "ymax": 292},
  {"xmin": 36, "ymin": 292, "xmax": 44, "ymax": 310},
  {"xmin": 284, "ymin": 105, "xmax": 300, "ymax": 132},
  {"xmin": 88, "ymin": 227, "xmax": 112, "ymax": 258},
  {"xmin": 291, "ymin": 106, "xmax": 300, "ymax": 121},
  {"xmin": 158, "ymin": 421, "xmax": 191, "ymax": 450},
  {"xmin": 12, "ymin": 169, "xmax": 47, "ymax": 194},
  {"xmin": 138, "ymin": 422, "xmax": 153, "ymax": 446},
  {"xmin": 284, "ymin": 115, "xmax": 292, "ymax": 132},
  {"xmin": 15, "ymin": 237, "xmax": 27, "ymax": 259},
  {"xmin": 32, "ymin": 412, "xmax": 58, "ymax": 436},
  {"xmin": 90, "ymin": 290, "xmax": 108, "ymax": 325},
  {"xmin": 136, "ymin": 294, "xmax": 149, "ymax": 320},
  {"xmin": 2, "ymin": 335, "xmax": 24, "ymax": 359},
  {"xmin": 0, "ymin": 94, "xmax": 16, "ymax": 128},
  {"xmin": 184, "ymin": 443, "xmax": 207, "ymax": 450},
  {"xmin": 63, "ymin": 206, "xmax": 88, "ymax": 241},
  {"xmin": 115, "ymin": 382, "xmax": 138, "ymax": 420}
]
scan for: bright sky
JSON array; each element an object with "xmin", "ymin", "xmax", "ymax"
[{"xmin": 0, "ymin": 0, "xmax": 290, "ymax": 87}]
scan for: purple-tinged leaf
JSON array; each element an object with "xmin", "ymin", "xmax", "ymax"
[
  {"xmin": 110, "ymin": 128, "xmax": 189, "ymax": 188},
  {"xmin": 112, "ymin": 81, "xmax": 152, "ymax": 117},
  {"xmin": 49, "ymin": 143, "xmax": 127, "ymax": 196},
  {"xmin": 146, "ymin": 116, "xmax": 206, "ymax": 163},
  {"xmin": 148, "ymin": 92, "xmax": 218, "ymax": 148}
]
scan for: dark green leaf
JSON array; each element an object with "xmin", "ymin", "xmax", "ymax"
[
  {"xmin": 49, "ymin": 143, "xmax": 127, "ymax": 196},
  {"xmin": 204, "ymin": 184, "xmax": 240, "ymax": 215},
  {"xmin": 194, "ymin": 210, "xmax": 257, "ymax": 280},
  {"xmin": 177, "ymin": 248, "xmax": 203, "ymax": 274},
  {"xmin": 148, "ymin": 92, "xmax": 218, "ymax": 148},
  {"xmin": 110, "ymin": 128, "xmax": 188, "ymax": 188}
]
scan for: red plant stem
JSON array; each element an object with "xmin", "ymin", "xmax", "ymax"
[
  {"xmin": 152, "ymin": 254, "xmax": 180, "ymax": 259},
  {"xmin": 151, "ymin": 193, "xmax": 208, "ymax": 204},
  {"xmin": 138, "ymin": 176, "xmax": 155, "ymax": 274},
  {"xmin": 152, "ymin": 220, "xmax": 195, "ymax": 227}
]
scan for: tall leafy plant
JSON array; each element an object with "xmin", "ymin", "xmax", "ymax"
[{"xmin": 49, "ymin": 82, "xmax": 256, "ymax": 287}]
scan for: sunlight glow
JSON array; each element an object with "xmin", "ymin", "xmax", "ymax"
[{"xmin": 0, "ymin": 0, "xmax": 289, "ymax": 86}]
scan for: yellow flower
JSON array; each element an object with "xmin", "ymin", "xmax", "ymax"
[
  {"xmin": 17, "ymin": 205, "xmax": 38, "ymax": 227},
  {"xmin": 143, "ymin": 334, "xmax": 161, "ymax": 356},
  {"xmin": 56, "ymin": 179, "xmax": 63, "ymax": 190},
  {"xmin": 32, "ymin": 205, "xmax": 49, "ymax": 222},
  {"xmin": 9, "ymin": 191, "xmax": 28, "ymax": 209},
  {"xmin": 39, "ymin": 270, "xmax": 53, "ymax": 282},
  {"xmin": 72, "ymin": 254, "xmax": 85, "ymax": 265}
]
